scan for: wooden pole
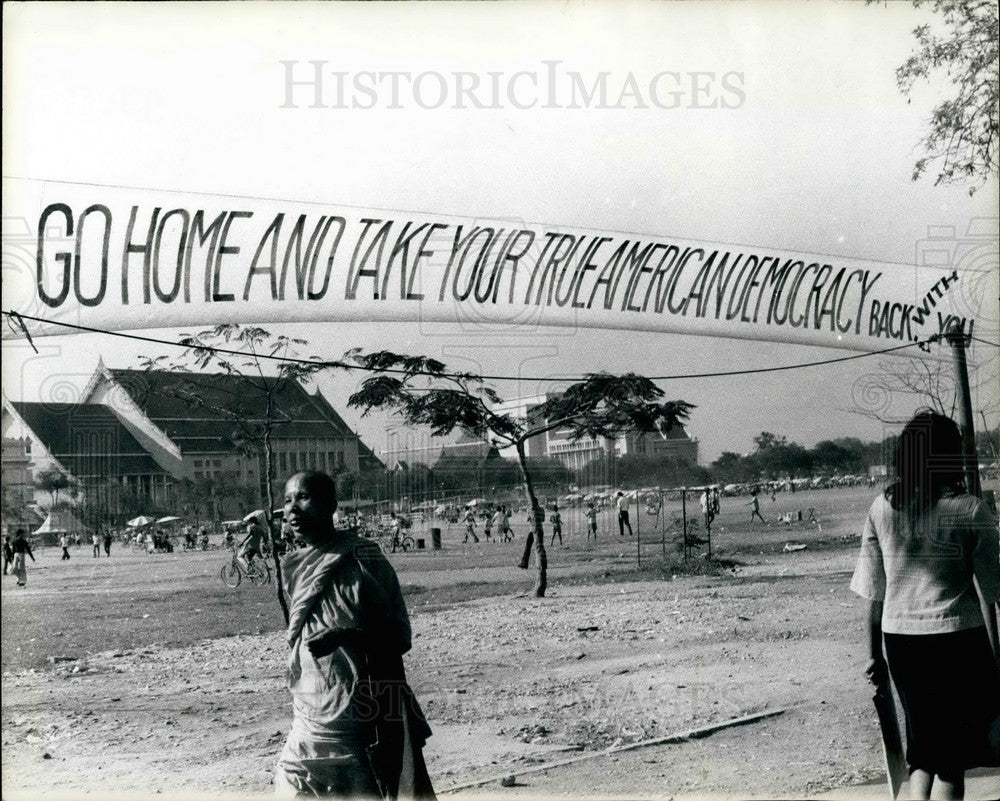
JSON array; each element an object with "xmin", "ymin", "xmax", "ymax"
[
  {"xmin": 945, "ymin": 321, "xmax": 981, "ymax": 497},
  {"xmin": 635, "ymin": 494, "xmax": 641, "ymax": 568},
  {"xmin": 944, "ymin": 321, "xmax": 996, "ymax": 661},
  {"xmin": 681, "ymin": 488, "xmax": 688, "ymax": 564},
  {"xmin": 660, "ymin": 487, "xmax": 666, "ymax": 559}
]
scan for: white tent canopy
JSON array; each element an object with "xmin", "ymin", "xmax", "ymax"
[{"xmin": 32, "ymin": 510, "xmax": 91, "ymax": 537}]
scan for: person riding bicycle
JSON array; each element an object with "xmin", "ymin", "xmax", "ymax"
[
  {"xmin": 388, "ymin": 513, "xmax": 403, "ymax": 552},
  {"xmin": 238, "ymin": 520, "xmax": 265, "ymax": 569}
]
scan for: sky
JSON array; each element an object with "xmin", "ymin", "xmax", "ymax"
[{"xmin": 3, "ymin": 1, "xmax": 998, "ymax": 464}]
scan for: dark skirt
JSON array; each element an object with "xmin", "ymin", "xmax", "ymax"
[{"xmin": 884, "ymin": 626, "xmax": 1000, "ymax": 773}]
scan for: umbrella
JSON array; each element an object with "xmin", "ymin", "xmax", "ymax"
[
  {"xmin": 157, "ymin": 515, "xmax": 182, "ymax": 524},
  {"xmin": 127, "ymin": 516, "xmax": 156, "ymax": 528},
  {"xmin": 465, "ymin": 498, "xmax": 487, "ymax": 507},
  {"xmin": 243, "ymin": 510, "xmax": 266, "ymax": 522}
]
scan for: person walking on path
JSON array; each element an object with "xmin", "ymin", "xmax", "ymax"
[
  {"xmin": 616, "ymin": 492, "xmax": 634, "ymax": 537},
  {"xmin": 275, "ymin": 470, "xmax": 435, "ymax": 799},
  {"xmin": 495, "ymin": 506, "xmax": 512, "ymax": 543},
  {"xmin": 3, "ymin": 535, "xmax": 13, "ymax": 574},
  {"xmin": 483, "ymin": 507, "xmax": 494, "ymax": 543},
  {"xmin": 491, "ymin": 507, "xmax": 505, "ymax": 543},
  {"xmin": 586, "ymin": 502, "xmax": 598, "ymax": 542},
  {"xmin": 12, "ymin": 529, "xmax": 35, "ymax": 587},
  {"xmin": 91, "ymin": 531, "xmax": 101, "ymax": 558},
  {"xmin": 700, "ymin": 489, "xmax": 715, "ymax": 535},
  {"xmin": 550, "ymin": 504, "xmax": 563, "ymax": 546},
  {"xmin": 851, "ymin": 411, "xmax": 1000, "ymax": 801},
  {"xmin": 462, "ymin": 508, "xmax": 479, "ymax": 544},
  {"xmin": 748, "ymin": 490, "xmax": 766, "ymax": 524},
  {"xmin": 103, "ymin": 529, "xmax": 113, "ymax": 557},
  {"xmin": 60, "ymin": 533, "xmax": 71, "ymax": 560}
]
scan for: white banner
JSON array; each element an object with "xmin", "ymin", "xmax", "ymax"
[{"xmin": 2, "ymin": 177, "xmax": 993, "ymax": 352}]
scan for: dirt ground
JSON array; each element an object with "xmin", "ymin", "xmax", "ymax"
[{"xmin": 3, "ymin": 486, "xmax": 999, "ymax": 800}]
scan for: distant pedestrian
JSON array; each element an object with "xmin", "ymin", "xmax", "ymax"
[
  {"xmin": 12, "ymin": 529, "xmax": 35, "ymax": 587},
  {"xmin": 491, "ymin": 507, "xmax": 505, "ymax": 543},
  {"xmin": 616, "ymin": 492, "xmax": 633, "ymax": 537},
  {"xmin": 92, "ymin": 531, "xmax": 102, "ymax": 558},
  {"xmin": 75, "ymin": 534, "xmax": 81, "ymax": 549},
  {"xmin": 3, "ymin": 535, "xmax": 12, "ymax": 574},
  {"xmin": 550, "ymin": 504, "xmax": 563, "ymax": 546},
  {"xmin": 483, "ymin": 507, "xmax": 494, "ymax": 542},
  {"xmin": 462, "ymin": 508, "xmax": 479, "ymax": 543},
  {"xmin": 748, "ymin": 490, "xmax": 766, "ymax": 524},
  {"xmin": 103, "ymin": 530, "xmax": 113, "ymax": 557},
  {"xmin": 586, "ymin": 502, "xmax": 598, "ymax": 542},
  {"xmin": 496, "ymin": 506, "xmax": 512, "ymax": 543},
  {"xmin": 60, "ymin": 533, "xmax": 71, "ymax": 560},
  {"xmin": 700, "ymin": 489, "xmax": 715, "ymax": 535}
]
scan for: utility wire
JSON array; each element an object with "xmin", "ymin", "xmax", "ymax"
[{"xmin": 0, "ymin": 309, "xmax": 958, "ymax": 383}]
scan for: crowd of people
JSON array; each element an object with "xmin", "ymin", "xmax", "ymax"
[{"xmin": 3, "ymin": 409, "xmax": 997, "ymax": 800}]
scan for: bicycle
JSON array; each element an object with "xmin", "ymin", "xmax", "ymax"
[
  {"xmin": 376, "ymin": 528, "xmax": 414, "ymax": 555},
  {"xmin": 219, "ymin": 549, "xmax": 272, "ymax": 588}
]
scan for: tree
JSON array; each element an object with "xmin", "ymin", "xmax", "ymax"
[
  {"xmin": 345, "ymin": 350, "xmax": 694, "ymax": 597},
  {"xmin": 710, "ymin": 451, "xmax": 757, "ymax": 485},
  {"xmin": 755, "ymin": 433, "xmax": 814, "ymax": 479},
  {"xmin": 141, "ymin": 324, "xmax": 325, "ymax": 623},
  {"xmin": 35, "ymin": 466, "xmax": 74, "ymax": 510},
  {"xmin": 612, "ymin": 454, "xmax": 710, "ymax": 489},
  {"xmin": 895, "ymin": 0, "xmax": 998, "ymax": 191},
  {"xmin": 812, "ymin": 439, "xmax": 868, "ymax": 474},
  {"xmin": 849, "ymin": 354, "xmax": 998, "ymax": 423}
]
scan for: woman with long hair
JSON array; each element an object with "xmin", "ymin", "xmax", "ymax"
[{"xmin": 851, "ymin": 411, "xmax": 999, "ymax": 799}]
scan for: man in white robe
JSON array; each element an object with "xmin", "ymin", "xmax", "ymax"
[{"xmin": 276, "ymin": 470, "xmax": 433, "ymax": 800}]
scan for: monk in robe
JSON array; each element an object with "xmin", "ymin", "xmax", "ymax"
[{"xmin": 275, "ymin": 470, "xmax": 434, "ymax": 800}]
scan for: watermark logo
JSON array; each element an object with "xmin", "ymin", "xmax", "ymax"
[{"xmin": 279, "ymin": 60, "xmax": 746, "ymax": 111}]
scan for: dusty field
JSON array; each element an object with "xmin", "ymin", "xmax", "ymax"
[{"xmin": 2, "ymin": 486, "xmax": 998, "ymax": 800}]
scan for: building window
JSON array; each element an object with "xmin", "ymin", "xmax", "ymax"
[
  {"xmin": 337, "ymin": 452, "xmax": 345, "ymax": 468},
  {"xmin": 327, "ymin": 452, "xmax": 335, "ymax": 471},
  {"xmin": 213, "ymin": 459, "xmax": 222, "ymax": 467},
  {"xmin": 194, "ymin": 460, "xmax": 202, "ymax": 468},
  {"xmin": 279, "ymin": 453, "xmax": 288, "ymax": 474}
]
